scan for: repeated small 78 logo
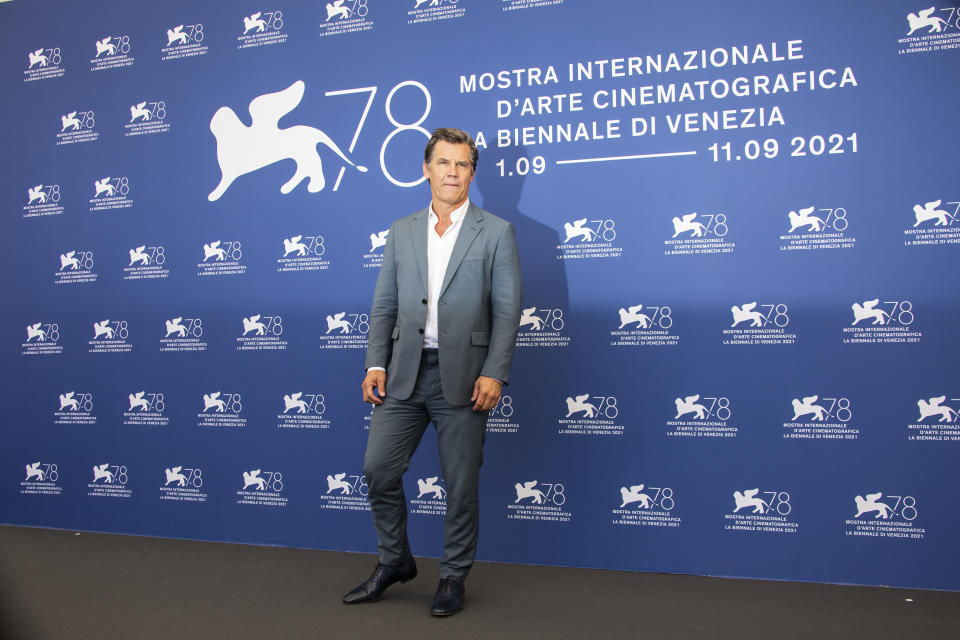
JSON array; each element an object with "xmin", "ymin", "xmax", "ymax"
[
  {"xmin": 243, "ymin": 11, "xmax": 284, "ymax": 33},
  {"xmin": 241, "ymin": 469, "xmax": 283, "ymax": 492},
  {"xmin": 732, "ymin": 489, "xmax": 791, "ymax": 515},
  {"xmin": 129, "ymin": 101, "xmax": 167, "ymax": 122},
  {"xmin": 326, "ymin": 472, "xmax": 367, "ymax": 496},
  {"xmin": 25, "ymin": 462, "xmax": 58, "ymax": 482},
  {"xmin": 164, "ymin": 466, "xmax": 203, "ymax": 487},
  {"xmin": 165, "ymin": 25, "xmax": 204, "ymax": 46},
  {"xmin": 730, "ymin": 302, "xmax": 789, "ymax": 328},
  {"xmin": 514, "ymin": 480, "xmax": 566, "ymax": 505}
]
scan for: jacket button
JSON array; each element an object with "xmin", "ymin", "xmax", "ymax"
[
  {"xmin": 421, "ymin": 298, "xmax": 427, "ymax": 304},
  {"xmin": 418, "ymin": 328, "xmax": 424, "ymax": 334}
]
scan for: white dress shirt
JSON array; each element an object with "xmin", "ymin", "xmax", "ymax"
[
  {"xmin": 423, "ymin": 200, "xmax": 468, "ymax": 348},
  {"xmin": 368, "ymin": 200, "xmax": 468, "ymax": 373}
]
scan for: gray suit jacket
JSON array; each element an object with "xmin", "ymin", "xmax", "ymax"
[{"xmin": 365, "ymin": 202, "xmax": 522, "ymax": 406}]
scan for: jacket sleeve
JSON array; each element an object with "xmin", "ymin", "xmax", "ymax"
[
  {"xmin": 480, "ymin": 222, "xmax": 522, "ymax": 384},
  {"xmin": 364, "ymin": 221, "xmax": 399, "ymax": 371}
]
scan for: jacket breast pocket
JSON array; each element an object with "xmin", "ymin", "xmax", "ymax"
[{"xmin": 460, "ymin": 257, "xmax": 485, "ymax": 296}]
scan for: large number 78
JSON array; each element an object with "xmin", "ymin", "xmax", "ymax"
[{"xmin": 325, "ymin": 81, "xmax": 432, "ymax": 189}]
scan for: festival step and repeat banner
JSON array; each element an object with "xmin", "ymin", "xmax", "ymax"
[{"xmin": 2, "ymin": 0, "xmax": 958, "ymax": 590}]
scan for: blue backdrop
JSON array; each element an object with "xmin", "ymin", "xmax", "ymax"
[{"xmin": 2, "ymin": 0, "xmax": 959, "ymax": 590}]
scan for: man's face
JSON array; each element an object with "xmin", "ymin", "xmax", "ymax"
[{"xmin": 423, "ymin": 140, "xmax": 475, "ymax": 209}]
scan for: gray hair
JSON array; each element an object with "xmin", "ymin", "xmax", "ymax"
[{"xmin": 424, "ymin": 127, "xmax": 478, "ymax": 172}]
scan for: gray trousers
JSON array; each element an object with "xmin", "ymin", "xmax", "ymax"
[{"xmin": 363, "ymin": 349, "xmax": 487, "ymax": 580}]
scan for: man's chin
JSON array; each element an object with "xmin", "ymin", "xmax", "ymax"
[{"xmin": 435, "ymin": 194, "xmax": 467, "ymax": 207}]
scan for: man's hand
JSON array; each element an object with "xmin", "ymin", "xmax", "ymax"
[
  {"xmin": 362, "ymin": 370, "xmax": 387, "ymax": 405},
  {"xmin": 471, "ymin": 376, "xmax": 502, "ymax": 412}
]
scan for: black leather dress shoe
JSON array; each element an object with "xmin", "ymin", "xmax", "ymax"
[
  {"xmin": 430, "ymin": 578, "xmax": 465, "ymax": 616},
  {"xmin": 342, "ymin": 557, "xmax": 417, "ymax": 604}
]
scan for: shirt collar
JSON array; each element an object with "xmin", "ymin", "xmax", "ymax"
[{"xmin": 428, "ymin": 199, "xmax": 470, "ymax": 225}]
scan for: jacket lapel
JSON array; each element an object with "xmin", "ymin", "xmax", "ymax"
[
  {"xmin": 439, "ymin": 202, "xmax": 483, "ymax": 299},
  {"xmin": 410, "ymin": 208, "xmax": 429, "ymax": 294}
]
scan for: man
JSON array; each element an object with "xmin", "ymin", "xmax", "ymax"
[{"xmin": 343, "ymin": 128, "xmax": 522, "ymax": 616}]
